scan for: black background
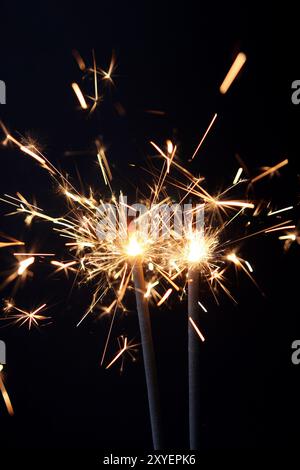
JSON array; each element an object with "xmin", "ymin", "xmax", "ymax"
[{"xmin": 0, "ymin": 1, "xmax": 299, "ymax": 453}]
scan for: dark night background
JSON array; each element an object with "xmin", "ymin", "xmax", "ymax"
[{"xmin": 0, "ymin": 1, "xmax": 299, "ymax": 457}]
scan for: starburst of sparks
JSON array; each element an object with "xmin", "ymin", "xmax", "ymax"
[
  {"xmin": 0, "ymin": 48, "xmax": 296, "ymax": 373},
  {"xmin": 2, "ymin": 300, "xmax": 50, "ymax": 330}
]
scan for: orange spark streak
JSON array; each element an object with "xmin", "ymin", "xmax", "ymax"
[
  {"xmin": 191, "ymin": 113, "xmax": 218, "ymax": 160},
  {"xmin": 17, "ymin": 256, "xmax": 35, "ymax": 275},
  {"xmin": 0, "ymin": 241, "xmax": 24, "ymax": 248},
  {"xmin": 72, "ymin": 49, "xmax": 86, "ymax": 71},
  {"xmin": 20, "ymin": 146, "xmax": 46, "ymax": 165},
  {"xmin": 189, "ymin": 317, "xmax": 205, "ymax": 342},
  {"xmin": 278, "ymin": 234, "xmax": 296, "ymax": 241},
  {"xmin": 265, "ymin": 225, "xmax": 295, "ymax": 233},
  {"xmin": 251, "ymin": 159, "xmax": 289, "ymax": 183},
  {"xmin": 145, "ymin": 109, "xmax": 165, "ymax": 115},
  {"xmin": 5, "ymin": 135, "xmax": 55, "ymax": 173},
  {"xmin": 71, "ymin": 83, "xmax": 88, "ymax": 109},
  {"xmin": 268, "ymin": 206, "xmax": 293, "ymax": 216},
  {"xmin": 0, "ymin": 371, "xmax": 14, "ymax": 416},
  {"xmin": 215, "ymin": 200, "xmax": 255, "ymax": 209},
  {"xmin": 219, "ymin": 52, "xmax": 247, "ymax": 94},
  {"xmin": 14, "ymin": 253, "xmax": 55, "ymax": 256},
  {"xmin": 157, "ymin": 288, "xmax": 172, "ymax": 306},
  {"xmin": 101, "ymin": 51, "xmax": 116, "ymax": 83},
  {"xmin": 233, "ymin": 167, "xmax": 243, "ymax": 185},
  {"xmin": 105, "ymin": 337, "xmax": 128, "ymax": 369},
  {"xmin": 51, "ymin": 260, "xmax": 77, "ymax": 273},
  {"xmin": 198, "ymin": 301, "xmax": 208, "ymax": 313},
  {"xmin": 145, "ymin": 281, "xmax": 159, "ymax": 299}
]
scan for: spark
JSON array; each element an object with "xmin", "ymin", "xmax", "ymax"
[
  {"xmin": 2, "ymin": 301, "xmax": 49, "ymax": 330},
  {"xmin": 100, "ymin": 51, "xmax": 116, "ymax": 84},
  {"xmin": 227, "ymin": 252, "xmax": 240, "ymax": 265},
  {"xmin": 89, "ymin": 50, "xmax": 100, "ymax": 114},
  {"xmin": 265, "ymin": 225, "xmax": 295, "ymax": 233},
  {"xmin": 166, "ymin": 140, "xmax": 173, "ymax": 154},
  {"xmin": 0, "ymin": 240, "xmax": 24, "ymax": 249},
  {"xmin": 219, "ymin": 52, "xmax": 247, "ymax": 94},
  {"xmin": 227, "ymin": 253, "xmax": 261, "ymax": 291},
  {"xmin": 72, "ymin": 49, "xmax": 86, "ymax": 71},
  {"xmin": 4, "ymin": 134, "xmax": 55, "ymax": 173},
  {"xmin": 268, "ymin": 206, "xmax": 293, "ymax": 216},
  {"xmin": 189, "ymin": 317, "xmax": 205, "ymax": 342},
  {"xmin": 191, "ymin": 113, "xmax": 218, "ymax": 160},
  {"xmin": 71, "ymin": 82, "xmax": 88, "ymax": 109},
  {"xmin": 106, "ymin": 337, "xmax": 128, "ymax": 369},
  {"xmin": 251, "ymin": 159, "xmax": 289, "ymax": 183},
  {"xmin": 245, "ymin": 260, "xmax": 254, "ymax": 273},
  {"xmin": 233, "ymin": 167, "xmax": 243, "ymax": 185},
  {"xmin": 51, "ymin": 260, "xmax": 77, "ymax": 275},
  {"xmin": 214, "ymin": 200, "xmax": 255, "ymax": 209},
  {"xmin": 145, "ymin": 280, "xmax": 159, "ymax": 299},
  {"xmin": 20, "ymin": 145, "xmax": 46, "ymax": 165},
  {"xmin": 157, "ymin": 288, "xmax": 172, "ymax": 307},
  {"xmin": 145, "ymin": 109, "xmax": 166, "ymax": 116},
  {"xmin": 96, "ymin": 140, "xmax": 112, "ymax": 186},
  {"xmin": 0, "ymin": 47, "xmax": 293, "ymax": 378},
  {"xmin": 14, "ymin": 253, "xmax": 55, "ymax": 256},
  {"xmin": 197, "ymin": 300, "xmax": 208, "ymax": 313},
  {"xmin": 0, "ymin": 369, "xmax": 14, "ymax": 416},
  {"xmin": 278, "ymin": 234, "xmax": 296, "ymax": 241},
  {"xmin": 105, "ymin": 336, "xmax": 138, "ymax": 370},
  {"xmin": 17, "ymin": 256, "xmax": 35, "ymax": 275},
  {"xmin": 102, "ymin": 300, "xmax": 118, "ymax": 315}
]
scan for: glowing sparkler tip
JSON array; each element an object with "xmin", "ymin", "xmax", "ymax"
[
  {"xmin": 125, "ymin": 235, "xmax": 144, "ymax": 258},
  {"xmin": 187, "ymin": 238, "xmax": 207, "ymax": 263},
  {"xmin": 186, "ymin": 232, "xmax": 216, "ymax": 265}
]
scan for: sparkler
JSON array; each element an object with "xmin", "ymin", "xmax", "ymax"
[
  {"xmin": 0, "ymin": 49, "xmax": 295, "ymax": 450},
  {"xmin": 188, "ymin": 263, "xmax": 200, "ymax": 449},
  {"xmin": 186, "ymin": 231, "xmax": 215, "ymax": 449},
  {"xmin": 132, "ymin": 257, "xmax": 163, "ymax": 449}
]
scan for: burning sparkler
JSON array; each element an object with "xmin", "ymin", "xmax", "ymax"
[{"xmin": 0, "ymin": 48, "xmax": 295, "ymax": 451}]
